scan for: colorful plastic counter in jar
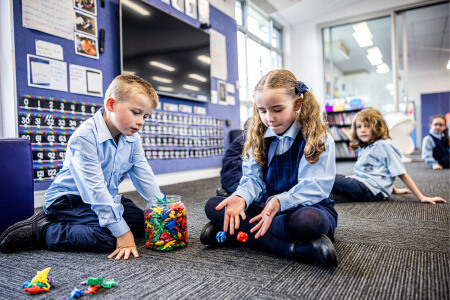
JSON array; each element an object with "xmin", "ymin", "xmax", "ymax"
[{"xmin": 144, "ymin": 195, "xmax": 188, "ymax": 251}]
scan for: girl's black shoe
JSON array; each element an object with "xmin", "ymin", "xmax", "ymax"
[{"xmin": 289, "ymin": 234, "xmax": 338, "ymax": 268}]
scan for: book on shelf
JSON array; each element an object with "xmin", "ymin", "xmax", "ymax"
[{"xmin": 335, "ymin": 142, "xmax": 357, "ymax": 158}]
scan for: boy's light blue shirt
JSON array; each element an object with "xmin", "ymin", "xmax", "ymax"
[
  {"xmin": 421, "ymin": 129, "xmax": 443, "ymax": 169},
  {"xmin": 232, "ymin": 122, "xmax": 336, "ymax": 212},
  {"xmin": 350, "ymin": 139, "xmax": 406, "ymax": 199},
  {"xmin": 44, "ymin": 108, "xmax": 162, "ymax": 238}
]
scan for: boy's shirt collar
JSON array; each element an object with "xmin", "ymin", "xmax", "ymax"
[
  {"xmin": 264, "ymin": 121, "xmax": 300, "ymax": 140},
  {"xmin": 95, "ymin": 108, "xmax": 136, "ymax": 144}
]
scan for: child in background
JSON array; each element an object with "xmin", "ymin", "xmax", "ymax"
[
  {"xmin": 332, "ymin": 108, "xmax": 446, "ymax": 204},
  {"xmin": 0, "ymin": 75, "xmax": 163, "ymax": 260},
  {"xmin": 421, "ymin": 115, "xmax": 449, "ymax": 169},
  {"xmin": 201, "ymin": 69, "xmax": 338, "ymax": 267},
  {"xmin": 217, "ymin": 119, "xmax": 251, "ymax": 197}
]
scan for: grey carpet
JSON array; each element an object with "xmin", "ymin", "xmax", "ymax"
[{"xmin": 0, "ymin": 159, "xmax": 448, "ymax": 299}]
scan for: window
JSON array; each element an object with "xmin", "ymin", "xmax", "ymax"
[
  {"xmin": 322, "ymin": 17, "xmax": 393, "ymax": 115},
  {"xmin": 235, "ymin": 0, "xmax": 283, "ymax": 129}
]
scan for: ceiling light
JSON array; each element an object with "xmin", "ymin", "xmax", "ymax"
[
  {"xmin": 188, "ymin": 74, "xmax": 207, "ymax": 82},
  {"xmin": 158, "ymin": 86, "xmax": 174, "ymax": 92},
  {"xmin": 367, "ymin": 54, "xmax": 383, "ymax": 66},
  {"xmin": 122, "ymin": 0, "xmax": 150, "ymax": 16},
  {"xmin": 151, "ymin": 76, "xmax": 172, "ymax": 83},
  {"xmin": 376, "ymin": 63, "xmax": 390, "ymax": 74},
  {"xmin": 385, "ymin": 83, "xmax": 394, "ymax": 90},
  {"xmin": 337, "ymin": 41, "xmax": 350, "ymax": 60},
  {"xmin": 149, "ymin": 61, "xmax": 175, "ymax": 71},
  {"xmin": 352, "ymin": 31, "xmax": 373, "ymax": 47},
  {"xmin": 352, "ymin": 22, "xmax": 373, "ymax": 39},
  {"xmin": 447, "ymin": 60, "xmax": 450, "ymax": 70},
  {"xmin": 182, "ymin": 84, "xmax": 200, "ymax": 91},
  {"xmin": 197, "ymin": 55, "xmax": 211, "ymax": 64},
  {"xmin": 367, "ymin": 47, "xmax": 382, "ymax": 57},
  {"xmin": 352, "ymin": 22, "xmax": 373, "ymax": 48},
  {"xmin": 366, "ymin": 47, "xmax": 383, "ymax": 66}
]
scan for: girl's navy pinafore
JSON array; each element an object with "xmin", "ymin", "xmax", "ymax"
[
  {"xmin": 430, "ymin": 134, "xmax": 449, "ymax": 168},
  {"xmin": 259, "ymin": 131, "xmax": 338, "ymax": 240}
]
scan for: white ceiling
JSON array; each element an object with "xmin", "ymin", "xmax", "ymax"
[{"xmin": 254, "ymin": 0, "xmax": 449, "ymax": 75}]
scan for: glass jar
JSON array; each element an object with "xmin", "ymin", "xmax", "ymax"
[{"xmin": 144, "ymin": 195, "xmax": 188, "ymax": 251}]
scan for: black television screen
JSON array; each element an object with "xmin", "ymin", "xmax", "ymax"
[{"xmin": 120, "ymin": 0, "xmax": 211, "ymax": 102}]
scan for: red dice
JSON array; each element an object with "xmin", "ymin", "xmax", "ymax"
[{"xmin": 236, "ymin": 231, "xmax": 248, "ymax": 243}]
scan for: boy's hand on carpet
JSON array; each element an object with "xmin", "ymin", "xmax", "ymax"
[
  {"xmin": 108, "ymin": 231, "xmax": 139, "ymax": 260},
  {"xmin": 249, "ymin": 197, "xmax": 280, "ymax": 239}
]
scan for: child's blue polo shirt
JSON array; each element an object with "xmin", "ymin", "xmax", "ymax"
[
  {"xmin": 232, "ymin": 122, "xmax": 336, "ymax": 212},
  {"xmin": 44, "ymin": 108, "xmax": 162, "ymax": 238},
  {"xmin": 350, "ymin": 139, "xmax": 406, "ymax": 199}
]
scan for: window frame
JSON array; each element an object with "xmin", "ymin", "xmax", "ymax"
[{"xmin": 235, "ymin": 0, "xmax": 284, "ymax": 115}]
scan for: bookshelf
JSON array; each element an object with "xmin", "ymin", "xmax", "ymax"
[{"xmin": 327, "ymin": 109, "xmax": 362, "ymax": 160}]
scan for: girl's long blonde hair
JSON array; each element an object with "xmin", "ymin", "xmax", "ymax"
[
  {"xmin": 350, "ymin": 108, "xmax": 390, "ymax": 150},
  {"xmin": 243, "ymin": 69, "xmax": 328, "ymax": 165}
]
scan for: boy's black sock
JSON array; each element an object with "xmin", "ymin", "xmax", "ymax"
[{"xmin": 0, "ymin": 209, "xmax": 52, "ymax": 253}]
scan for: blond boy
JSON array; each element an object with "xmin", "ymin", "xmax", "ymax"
[{"xmin": 0, "ymin": 75, "xmax": 163, "ymax": 260}]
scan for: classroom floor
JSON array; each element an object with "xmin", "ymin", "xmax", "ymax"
[{"xmin": 0, "ymin": 158, "xmax": 448, "ymax": 299}]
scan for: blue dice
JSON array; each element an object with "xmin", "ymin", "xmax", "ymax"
[{"xmin": 215, "ymin": 231, "xmax": 226, "ymax": 243}]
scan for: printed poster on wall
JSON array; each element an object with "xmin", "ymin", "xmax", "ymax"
[
  {"xmin": 210, "ymin": 29, "xmax": 227, "ymax": 81},
  {"xmin": 22, "ymin": 0, "xmax": 74, "ymax": 40},
  {"xmin": 172, "ymin": 0, "xmax": 184, "ymax": 12},
  {"xmin": 69, "ymin": 64, "xmax": 103, "ymax": 97},
  {"xmin": 198, "ymin": 0, "xmax": 209, "ymax": 24},
  {"xmin": 27, "ymin": 54, "xmax": 68, "ymax": 92},
  {"xmin": 35, "ymin": 40, "xmax": 64, "ymax": 61},
  {"xmin": 185, "ymin": 0, "xmax": 197, "ymax": 19}
]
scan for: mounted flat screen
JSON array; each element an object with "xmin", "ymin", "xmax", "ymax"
[{"xmin": 120, "ymin": 0, "xmax": 211, "ymax": 102}]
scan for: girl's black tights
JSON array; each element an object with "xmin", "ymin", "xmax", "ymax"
[{"xmin": 204, "ymin": 196, "xmax": 330, "ymax": 259}]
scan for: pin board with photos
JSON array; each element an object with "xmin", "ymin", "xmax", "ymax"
[{"xmin": 13, "ymin": 0, "xmax": 239, "ymax": 190}]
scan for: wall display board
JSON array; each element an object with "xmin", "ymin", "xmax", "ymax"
[
  {"xmin": 18, "ymin": 95, "xmax": 101, "ymax": 181},
  {"xmin": 18, "ymin": 95, "xmax": 225, "ymax": 182},
  {"xmin": 12, "ymin": 0, "xmax": 240, "ymax": 191}
]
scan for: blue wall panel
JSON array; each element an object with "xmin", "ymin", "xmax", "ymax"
[
  {"xmin": 12, "ymin": 0, "xmax": 240, "ymax": 190},
  {"xmin": 421, "ymin": 92, "xmax": 450, "ymax": 141}
]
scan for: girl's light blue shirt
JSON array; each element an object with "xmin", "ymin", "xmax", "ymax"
[
  {"xmin": 421, "ymin": 129, "xmax": 444, "ymax": 169},
  {"xmin": 44, "ymin": 108, "xmax": 163, "ymax": 238},
  {"xmin": 350, "ymin": 139, "xmax": 406, "ymax": 199},
  {"xmin": 232, "ymin": 122, "xmax": 336, "ymax": 212}
]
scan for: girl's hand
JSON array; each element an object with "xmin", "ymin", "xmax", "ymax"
[
  {"xmin": 420, "ymin": 196, "xmax": 446, "ymax": 204},
  {"xmin": 393, "ymin": 188, "xmax": 411, "ymax": 194},
  {"xmin": 108, "ymin": 231, "xmax": 139, "ymax": 260},
  {"xmin": 433, "ymin": 165, "xmax": 443, "ymax": 170},
  {"xmin": 249, "ymin": 197, "xmax": 280, "ymax": 239},
  {"xmin": 215, "ymin": 195, "xmax": 246, "ymax": 235}
]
